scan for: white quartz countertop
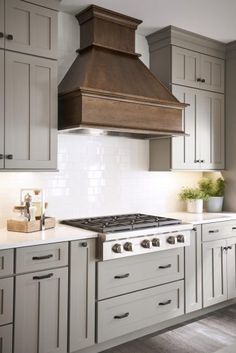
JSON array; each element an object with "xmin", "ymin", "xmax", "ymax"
[
  {"xmin": 1, "ymin": 212, "xmax": 236, "ymax": 250},
  {"xmin": 159, "ymin": 212, "xmax": 236, "ymax": 225},
  {"xmin": 0, "ymin": 224, "xmax": 97, "ymax": 250}
]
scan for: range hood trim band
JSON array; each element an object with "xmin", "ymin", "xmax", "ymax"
[{"xmin": 59, "ymin": 88, "xmax": 188, "ymax": 110}]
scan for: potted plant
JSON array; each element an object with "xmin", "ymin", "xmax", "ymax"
[
  {"xmin": 178, "ymin": 187, "xmax": 207, "ymax": 213},
  {"xmin": 198, "ymin": 177, "xmax": 225, "ymax": 212}
]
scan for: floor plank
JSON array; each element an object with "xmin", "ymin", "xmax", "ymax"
[{"xmin": 102, "ymin": 305, "xmax": 236, "ymax": 353}]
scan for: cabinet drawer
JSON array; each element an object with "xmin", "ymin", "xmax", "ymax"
[
  {"xmin": 97, "ymin": 248, "xmax": 184, "ymax": 299},
  {"xmin": 16, "ymin": 242, "xmax": 68, "ymax": 273},
  {"xmin": 0, "ymin": 324, "xmax": 13, "ymax": 353},
  {"xmin": 97, "ymin": 280, "xmax": 184, "ymax": 343},
  {"xmin": 202, "ymin": 221, "xmax": 232, "ymax": 241},
  {"xmin": 0, "ymin": 278, "xmax": 13, "ymax": 326},
  {"xmin": 0, "ymin": 250, "xmax": 14, "ymax": 278}
]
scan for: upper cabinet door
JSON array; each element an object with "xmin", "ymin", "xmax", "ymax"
[
  {"xmin": 197, "ymin": 91, "xmax": 225, "ymax": 170},
  {"xmin": 172, "ymin": 46, "xmax": 201, "ymax": 89},
  {"xmin": 5, "ymin": 51, "xmax": 57, "ymax": 169},
  {"xmin": 200, "ymin": 54, "xmax": 224, "ymax": 93},
  {"xmin": 0, "ymin": 50, "xmax": 4, "ymax": 169},
  {"xmin": 171, "ymin": 85, "xmax": 199, "ymax": 170},
  {"xmin": 0, "ymin": 0, "xmax": 4, "ymax": 49},
  {"xmin": 5, "ymin": 0, "xmax": 57, "ymax": 59}
]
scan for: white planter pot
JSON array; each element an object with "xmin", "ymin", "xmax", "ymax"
[
  {"xmin": 207, "ymin": 196, "xmax": 224, "ymax": 213},
  {"xmin": 186, "ymin": 199, "xmax": 203, "ymax": 214}
]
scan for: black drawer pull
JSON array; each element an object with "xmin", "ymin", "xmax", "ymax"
[
  {"xmin": 5, "ymin": 154, "xmax": 13, "ymax": 160},
  {"xmin": 223, "ymin": 247, "xmax": 228, "ymax": 251},
  {"xmin": 228, "ymin": 246, "xmax": 232, "ymax": 250},
  {"xmin": 32, "ymin": 254, "xmax": 53, "ymax": 260},
  {"xmin": 197, "ymin": 78, "xmax": 202, "ymax": 82},
  {"xmin": 114, "ymin": 273, "xmax": 130, "ymax": 279},
  {"xmin": 200, "ymin": 160, "xmax": 205, "ymax": 163},
  {"xmin": 0, "ymin": 32, "xmax": 3, "ymax": 38},
  {"xmin": 159, "ymin": 264, "xmax": 172, "ymax": 269},
  {"xmin": 194, "ymin": 159, "xmax": 200, "ymax": 163},
  {"xmin": 0, "ymin": 154, "xmax": 3, "ymax": 160},
  {"xmin": 209, "ymin": 229, "xmax": 219, "ymax": 233},
  {"xmin": 232, "ymin": 227, "xmax": 236, "ymax": 230},
  {"xmin": 114, "ymin": 312, "xmax": 129, "ymax": 320},
  {"xmin": 6, "ymin": 34, "xmax": 13, "ymax": 40},
  {"xmin": 201, "ymin": 79, "xmax": 206, "ymax": 83},
  {"xmin": 33, "ymin": 273, "xmax": 53, "ymax": 280},
  {"xmin": 159, "ymin": 299, "xmax": 172, "ymax": 306},
  {"xmin": 80, "ymin": 242, "xmax": 87, "ymax": 247}
]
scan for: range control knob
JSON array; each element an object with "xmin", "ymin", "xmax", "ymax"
[
  {"xmin": 112, "ymin": 243, "xmax": 122, "ymax": 253},
  {"xmin": 123, "ymin": 242, "xmax": 133, "ymax": 252},
  {"xmin": 141, "ymin": 239, "xmax": 151, "ymax": 248},
  {"xmin": 177, "ymin": 234, "xmax": 185, "ymax": 243},
  {"xmin": 152, "ymin": 238, "xmax": 160, "ymax": 247},
  {"xmin": 167, "ymin": 236, "xmax": 176, "ymax": 245}
]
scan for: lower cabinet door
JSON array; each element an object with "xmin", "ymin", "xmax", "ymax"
[
  {"xmin": 97, "ymin": 280, "xmax": 184, "ymax": 343},
  {"xmin": 14, "ymin": 268, "xmax": 68, "ymax": 353},
  {"xmin": 0, "ymin": 278, "xmax": 13, "ymax": 326},
  {"xmin": 226, "ymin": 237, "xmax": 236, "ymax": 299},
  {"xmin": 185, "ymin": 226, "xmax": 202, "ymax": 313},
  {"xmin": 69, "ymin": 239, "xmax": 96, "ymax": 352},
  {"xmin": 0, "ymin": 325, "xmax": 13, "ymax": 353},
  {"xmin": 202, "ymin": 240, "xmax": 228, "ymax": 307}
]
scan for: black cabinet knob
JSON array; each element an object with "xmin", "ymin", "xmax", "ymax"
[
  {"xmin": 6, "ymin": 34, "xmax": 13, "ymax": 40},
  {"xmin": 81, "ymin": 242, "xmax": 87, "ymax": 247},
  {"xmin": 0, "ymin": 32, "xmax": 4, "ymax": 39},
  {"xmin": 197, "ymin": 78, "xmax": 202, "ymax": 82},
  {"xmin": 201, "ymin": 79, "xmax": 206, "ymax": 83},
  {"xmin": 0, "ymin": 154, "xmax": 3, "ymax": 160},
  {"xmin": 194, "ymin": 159, "xmax": 200, "ymax": 163},
  {"xmin": 6, "ymin": 154, "xmax": 13, "ymax": 160}
]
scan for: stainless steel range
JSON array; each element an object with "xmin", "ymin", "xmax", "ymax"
[{"xmin": 62, "ymin": 214, "xmax": 193, "ymax": 260}]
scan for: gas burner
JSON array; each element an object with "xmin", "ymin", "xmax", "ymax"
[{"xmin": 61, "ymin": 214, "xmax": 181, "ymax": 233}]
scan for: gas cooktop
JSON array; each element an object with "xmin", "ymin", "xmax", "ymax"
[{"xmin": 61, "ymin": 213, "xmax": 182, "ymax": 233}]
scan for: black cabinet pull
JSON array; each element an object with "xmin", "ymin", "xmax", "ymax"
[
  {"xmin": 5, "ymin": 154, "xmax": 13, "ymax": 160},
  {"xmin": 193, "ymin": 227, "xmax": 197, "ymax": 232},
  {"xmin": 32, "ymin": 254, "xmax": 53, "ymax": 260},
  {"xmin": 80, "ymin": 242, "xmax": 87, "ymax": 247},
  {"xmin": 232, "ymin": 227, "xmax": 236, "ymax": 230},
  {"xmin": 200, "ymin": 160, "xmax": 205, "ymax": 163},
  {"xmin": 197, "ymin": 78, "xmax": 202, "ymax": 82},
  {"xmin": 194, "ymin": 159, "xmax": 200, "ymax": 163},
  {"xmin": 228, "ymin": 246, "xmax": 232, "ymax": 250},
  {"xmin": 159, "ymin": 299, "xmax": 172, "ymax": 306},
  {"xmin": 0, "ymin": 32, "xmax": 3, "ymax": 38},
  {"xmin": 209, "ymin": 229, "xmax": 219, "ymax": 233},
  {"xmin": 114, "ymin": 273, "xmax": 130, "ymax": 279},
  {"xmin": 159, "ymin": 264, "xmax": 172, "ymax": 269},
  {"xmin": 201, "ymin": 79, "xmax": 206, "ymax": 83},
  {"xmin": 33, "ymin": 273, "xmax": 53, "ymax": 280},
  {"xmin": 0, "ymin": 154, "xmax": 3, "ymax": 160},
  {"xmin": 223, "ymin": 247, "xmax": 228, "ymax": 251},
  {"xmin": 6, "ymin": 34, "xmax": 13, "ymax": 40},
  {"xmin": 114, "ymin": 312, "xmax": 129, "ymax": 319}
]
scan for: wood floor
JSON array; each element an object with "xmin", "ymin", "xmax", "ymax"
[{"xmin": 103, "ymin": 305, "xmax": 236, "ymax": 353}]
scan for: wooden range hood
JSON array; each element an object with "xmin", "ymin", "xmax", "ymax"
[{"xmin": 58, "ymin": 5, "xmax": 187, "ymax": 139}]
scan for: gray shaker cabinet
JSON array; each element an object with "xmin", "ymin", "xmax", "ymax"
[
  {"xmin": 0, "ymin": 325, "xmax": 13, "ymax": 353},
  {"xmin": 150, "ymin": 85, "xmax": 225, "ymax": 170},
  {"xmin": 14, "ymin": 267, "xmax": 68, "ymax": 353},
  {"xmin": 0, "ymin": 50, "xmax": 4, "ymax": 169},
  {"xmin": 185, "ymin": 225, "xmax": 202, "ymax": 313},
  {"xmin": 226, "ymin": 237, "xmax": 236, "ymax": 299},
  {"xmin": 5, "ymin": 51, "xmax": 57, "ymax": 169},
  {"xmin": 69, "ymin": 239, "xmax": 96, "ymax": 352},
  {"xmin": 0, "ymin": 0, "xmax": 4, "ymax": 49},
  {"xmin": 202, "ymin": 239, "xmax": 228, "ymax": 307},
  {"xmin": 5, "ymin": 0, "xmax": 58, "ymax": 59},
  {"xmin": 172, "ymin": 46, "xmax": 225, "ymax": 93}
]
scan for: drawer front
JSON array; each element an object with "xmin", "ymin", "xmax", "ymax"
[
  {"xmin": 16, "ymin": 242, "xmax": 68, "ymax": 273},
  {"xmin": 0, "ymin": 250, "xmax": 14, "ymax": 278},
  {"xmin": 0, "ymin": 324, "xmax": 13, "ymax": 353},
  {"xmin": 202, "ymin": 221, "xmax": 232, "ymax": 241},
  {"xmin": 97, "ymin": 248, "xmax": 184, "ymax": 299},
  {"xmin": 0, "ymin": 278, "xmax": 13, "ymax": 326},
  {"xmin": 97, "ymin": 280, "xmax": 184, "ymax": 343}
]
